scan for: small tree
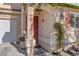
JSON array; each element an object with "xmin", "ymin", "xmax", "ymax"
[{"xmin": 54, "ymin": 22, "xmax": 64, "ymax": 51}]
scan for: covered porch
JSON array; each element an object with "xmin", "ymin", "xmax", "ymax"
[{"xmin": 21, "ymin": 3, "xmax": 79, "ymax": 52}]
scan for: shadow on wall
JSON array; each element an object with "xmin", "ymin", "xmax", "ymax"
[{"xmin": 2, "ymin": 20, "xmax": 17, "ymax": 43}]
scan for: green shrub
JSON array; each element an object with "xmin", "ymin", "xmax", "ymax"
[{"xmin": 54, "ymin": 22, "xmax": 64, "ymax": 50}]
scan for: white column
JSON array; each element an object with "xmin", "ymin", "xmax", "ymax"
[{"xmin": 26, "ymin": 4, "xmax": 35, "ymax": 56}]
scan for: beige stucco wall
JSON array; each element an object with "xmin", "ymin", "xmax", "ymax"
[
  {"xmin": 38, "ymin": 4, "xmax": 79, "ymax": 52},
  {"xmin": 38, "ymin": 4, "xmax": 57, "ymax": 52}
]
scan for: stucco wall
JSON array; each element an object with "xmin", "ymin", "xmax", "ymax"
[{"xmin": 38, "ymin": 5, "xmax": 57, "ymax": 52}]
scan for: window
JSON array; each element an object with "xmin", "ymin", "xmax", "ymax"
[
  {"xmin": 76, "ymin": 17, "xmax": 79, "ymax": 28},
  {"xmin": 70, "ymin": 14, "xmax": 74, "ymax": 27}
]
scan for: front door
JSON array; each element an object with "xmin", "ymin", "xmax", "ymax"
[{"xmin": 34, "ymin": 16, "xmax": 38, "ymax": 46}]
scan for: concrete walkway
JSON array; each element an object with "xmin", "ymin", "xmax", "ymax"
[
  {"xmin": 0, "ymin": 43, "xmax": 26, "ymax": 56},
  {"xmin": 0, "ymin": 43, "xmax": 51, "ymax": 56},
  {"xmin": 0, "ymin": 43, "xmax": 52, "ymax": 56},
  {"xmin": 0, "ymin": 43, "xmax": 79, "ymax": 56}
]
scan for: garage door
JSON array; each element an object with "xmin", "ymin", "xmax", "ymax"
[{"xmin": 0, "ymin": 19, "xmax": 17, "ymax": 43}]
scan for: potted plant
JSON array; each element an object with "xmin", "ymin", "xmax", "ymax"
[
  {"xmin": 19, "ymin": 31, "xmax": 26, "ymax": 50},
  {"xmin": 54, "ymin": 22, "xmax": 64, "ymax": 53}
]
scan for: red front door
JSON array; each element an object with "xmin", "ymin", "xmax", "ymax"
[{"xmin": 34, "ymin": 16, "xmax": 38, "ymax": 46}]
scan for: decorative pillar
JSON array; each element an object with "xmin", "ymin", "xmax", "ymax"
[{"xmin": 26, "ymin": 4, "xmax": 35, "ymax": 56}]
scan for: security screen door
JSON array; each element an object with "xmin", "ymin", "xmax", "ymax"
[{"xmin": 0, "ymin": 19, "xmax": 17, "ymax": 43}]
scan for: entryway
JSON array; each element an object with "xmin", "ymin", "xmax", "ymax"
[
  {"xmin": 26, "ymin": 16, "xmax": 39, "ymax": 46},
  {"xmin": 34, "ymin": 16, "xmax": 38, "ymax": 46}
]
